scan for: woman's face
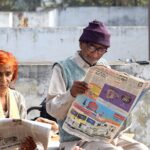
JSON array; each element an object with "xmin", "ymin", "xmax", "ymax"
[{"xmin": 0, "ymin": 64, "xmax": 14, "ymax": 92}]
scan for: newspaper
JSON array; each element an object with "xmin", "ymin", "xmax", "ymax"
[
  {"xmin": 63, "ymin": 65, "xmax": 148, "ymax": 142},
  {"xmin": 0, "ymin": 118, "xmax": 51, "ymax": 150}
]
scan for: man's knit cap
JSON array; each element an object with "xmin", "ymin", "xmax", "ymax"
[{"xmin": 79, "ymin": 20, "xmax": 111, "ymax": 47}]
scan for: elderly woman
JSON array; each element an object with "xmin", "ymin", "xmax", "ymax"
[{"xmin": 0, "ymin": 49, "xmax": 36, "ymax": 149}]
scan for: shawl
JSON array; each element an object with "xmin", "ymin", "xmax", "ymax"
[{"xmin": 0, "ymin": 88, "xmax": 20, "ymax": 119}]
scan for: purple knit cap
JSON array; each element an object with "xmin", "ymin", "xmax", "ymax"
[{"xmin": 79, "ymin": 20, "xmax": 111, "ymax": 47}]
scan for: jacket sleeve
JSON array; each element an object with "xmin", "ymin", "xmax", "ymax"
[{"xmin": 46, "ymin": 64, "xmax": 75, "ymax": 120}]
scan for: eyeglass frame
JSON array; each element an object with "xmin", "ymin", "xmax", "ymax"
[{"xmin": 86, "ymin": 42, "xmax": 107, "ymax": 53}]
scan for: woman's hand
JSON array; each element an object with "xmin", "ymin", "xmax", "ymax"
[
  {"xmin": 20, "ymin": 136, "xmax": 36, "ymax": 150},
  {"xmin": 71, "ymin": 146, "xmax": 85, "ymax": 150},
  {"xmin": 36, "ymin": 117, "xmax": 58, "ymax": 132}
]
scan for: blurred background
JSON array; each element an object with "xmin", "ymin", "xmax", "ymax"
[
  {"xmin": 0, "ymin": 0, "xmax": 149, "ymax": 62},
  {"xmin": 0, "ymin": 0, "xmax": 150, "ymax": 149}
]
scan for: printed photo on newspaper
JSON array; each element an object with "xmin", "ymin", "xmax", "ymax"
[
  {"xmin": 63, "ymin": 65, "xmax": 148, "ymax": 142},
  {"xmin": 0, "ymin": 118, "xmax": 51, "ymax": 150}
]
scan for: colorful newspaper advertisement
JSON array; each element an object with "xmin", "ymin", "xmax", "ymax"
[
  {"xmin": 63, "ymin": 65, "xmax": 147, "ymax": 142},
  {"xmin": 0, "ymin": 118, "xmax": 51, "ymax": 150}
]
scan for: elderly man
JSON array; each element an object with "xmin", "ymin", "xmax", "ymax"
[{"xmin": 46, "ymin": 20, "xmax": 148, "ymax": 150}]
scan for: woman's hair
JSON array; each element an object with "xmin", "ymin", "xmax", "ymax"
[{"xmin": 0, "ymin": 50, "xmax": 18, "ymax": 81}]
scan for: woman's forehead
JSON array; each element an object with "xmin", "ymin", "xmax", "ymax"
[{"xmin": 0, "ymin": 64, "xmax": 13, "ymax": 71}]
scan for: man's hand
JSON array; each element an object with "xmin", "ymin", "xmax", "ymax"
[{"xmin": 70, "ymin": 81, "xmax": 89, "ymax": 97}]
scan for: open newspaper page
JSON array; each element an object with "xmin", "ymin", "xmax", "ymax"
[
  {"xmin": 0, "ymin": 118, "xmax": 51, "ymax": 150},
  {"xmin": 63, "ymin": 65, "xmax": 147, "ymax": 142}
]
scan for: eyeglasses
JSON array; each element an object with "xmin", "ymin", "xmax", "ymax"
[{"xmin": 87, "ymin": 43, "xmax": 107, "ymax": 53}]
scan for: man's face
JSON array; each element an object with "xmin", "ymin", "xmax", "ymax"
[{"xmin": 80, "ymin": 42, "xmax": 107, "ymax": 65}]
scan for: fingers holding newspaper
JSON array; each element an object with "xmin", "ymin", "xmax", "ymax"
[
  {"xmin": 36, "ymin": 117, "xmax": 58, "ymax": 133},
  {"xmin": 20, "ymin": 136, "xmax": 36, "ymax": 150},
  {"xmin": 71, "ymin": 146, "xmax": 85, "ymax": 150},
  {"xmin": 70, "ymin": 81, "xmax": 89, "ymax": 97}
]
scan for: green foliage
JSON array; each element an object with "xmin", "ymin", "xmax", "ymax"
[
  {"xmin": 0, "ymin": 0, "xmax": 148, "ymax": 11},
  {"xmin": 0, "ymin": 0, "xmax": 15, "ymax": 10},
  {"xmin": 64, "ymin": 0, "xmax": 148, "ymax": 6},
  {"xmin": 0, "ymin": 0, "xmax": 41, "ymax": 11}
]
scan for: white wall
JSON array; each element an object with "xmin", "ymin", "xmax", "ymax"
[
  {"xmin": 0, "ymin": 12, "xmax": 12, "ymax": 27},
  {"xmin": 59, "ymin": 6, "xmax": 148, "ymax": 26},
  {"xmin": 109, "ymin": 26, "xmax": 148, "ymax": 61},
  {"xmin": 0, "ymin": 7, "xmax": 148, "ymax": 27},
  {"xmin": 13, "ymin": 11, "xmax": 49, "ymax": 27},
  {"xmin": 0, "ymin": 26, "xmax": 148, "ymax": 62}
]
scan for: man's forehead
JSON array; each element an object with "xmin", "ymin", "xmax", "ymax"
[{"xmin": 89, "ymin": 42, "xmax": 106, "ymax": 48}]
